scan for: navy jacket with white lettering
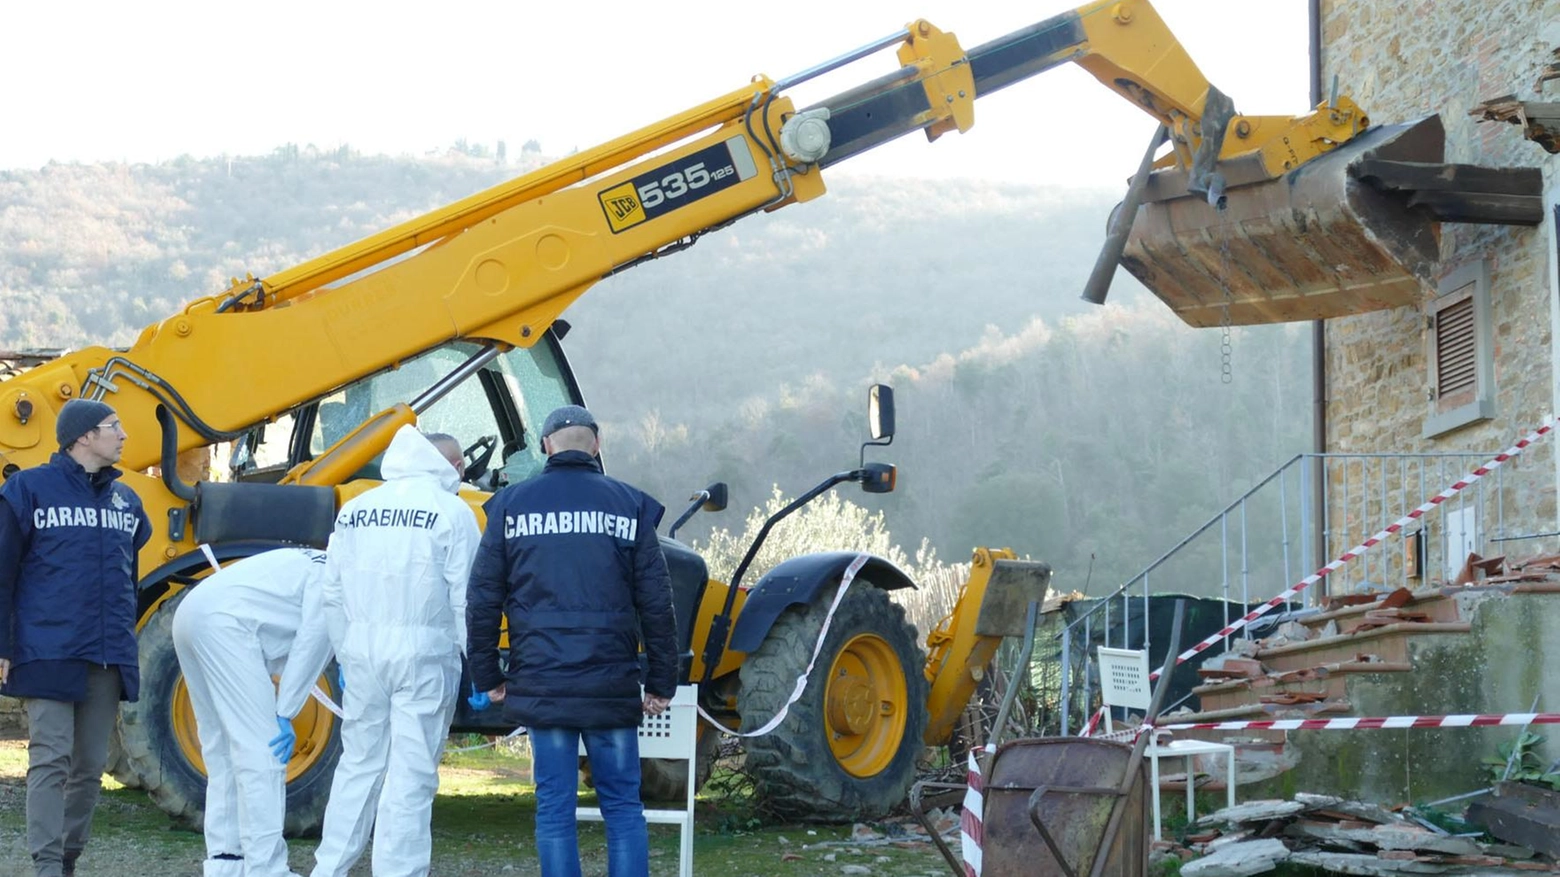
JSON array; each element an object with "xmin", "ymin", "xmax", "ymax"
[
  {"xmin": 467, "ymin": 450, "xmax": 677, "ymax": 730},
  {"xmin": 0, "ymin": 453, "xmax": 151, "ymax": 701}
]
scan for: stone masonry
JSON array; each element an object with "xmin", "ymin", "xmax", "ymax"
[
  {"xmin": 1322, "ymin": 0, "xmax": 1560, "ymax": 575},
  {"xmin": 1264, "ymin": 0, "xmax": 1560, "ymax": 803}
]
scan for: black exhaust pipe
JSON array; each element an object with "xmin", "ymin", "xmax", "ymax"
[{"xmin": 155, "ymin": 405, "xmax": 196, "ymax": 502}]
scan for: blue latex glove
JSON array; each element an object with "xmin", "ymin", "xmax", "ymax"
[
  {"xmin": 269, "ymin": 716, "xmax": 296, "ymax": 764},
  {"xmin": 466, "ymin": 682, "xmax": 490, "ymax": 711},
  {"xmin": 336, "ymin": 665, "xmax": 346, "ymax": 698}
]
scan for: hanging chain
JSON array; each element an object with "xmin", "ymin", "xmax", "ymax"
[
  {"xmin": 1217, "ymin": 219, "xmax": 1235, "ymax": 384},
  {"xmin": 1220, "ymin": 308, "xmax": 1234, "ymax": 384}
]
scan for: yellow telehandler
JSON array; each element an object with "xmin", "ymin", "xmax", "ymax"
[{"xmin": 0, "ymin": 0, "xmax": 1437, "ymax": 829}]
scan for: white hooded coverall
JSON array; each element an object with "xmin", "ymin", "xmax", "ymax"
[
  {"xmin": 171, "ymin": 546, "xmax": 330, "ymax": 877},
  {"xmin": 275, "ymin": 426, "xmax": 480, "ymax": 877}
]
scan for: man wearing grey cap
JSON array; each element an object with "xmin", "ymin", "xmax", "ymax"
[
  {"xmin": 0, "ymin": 398, "xmax": 151, "ymax": 877},
  {"xmin": 467, "ymin": 404, "xmax": 677, "ymax": 877}
]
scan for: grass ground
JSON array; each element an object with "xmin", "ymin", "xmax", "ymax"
[{"xmin": 0, "ymin": 739, "xmax": 951, "ymax": 876}]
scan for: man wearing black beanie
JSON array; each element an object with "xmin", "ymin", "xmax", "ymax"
[{"xmin": 0, "ymin": 397, "xmax": 151, "ymax": 877}]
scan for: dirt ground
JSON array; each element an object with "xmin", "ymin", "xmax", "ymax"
[{"xmin": 0, "ymin": 740, "xmax": 952, "ymax": 877}]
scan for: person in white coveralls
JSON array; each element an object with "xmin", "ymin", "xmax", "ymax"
[
  {"xmin": 275, "ymin": 426, "xmax": 480, "ymax": 877},
  {"xmin": 171, "ymin": 547, "xmax": 331, "ymax": 877}
]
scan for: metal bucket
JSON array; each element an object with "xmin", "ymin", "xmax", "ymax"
[{"xmin": 1121, "ymin": 115, "xmax": 1446, "ymax": 328}]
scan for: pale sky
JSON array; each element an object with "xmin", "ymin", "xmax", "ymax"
[{"xmin": 1, "ymin": 0, "xmax": 1310, "ymax": 186}]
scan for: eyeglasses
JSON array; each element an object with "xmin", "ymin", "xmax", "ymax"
[{"xmin": 91, "ymin": 420, "xmax": 126, "ymax": 435}]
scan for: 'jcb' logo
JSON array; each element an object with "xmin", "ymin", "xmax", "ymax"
[
  {"xmin": 598, "ymin": 182, "xmax": 647, "ymax": 233},
  {"xmin": 606, "ymin": 195, "xmax": 638, "ymax": 220}
]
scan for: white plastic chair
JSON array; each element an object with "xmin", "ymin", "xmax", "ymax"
[
  {"xmin": 1096, "ymin": 647, "xmax": 1236, "ymax": 840},
  {"xmin": 577, "ymin": 684, "xmax": 698, "ymax": 877}
]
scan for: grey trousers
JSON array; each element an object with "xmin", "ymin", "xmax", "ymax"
[{"xmin": 24, "ymin": 665, "xmax": 123, "ymax": 877}]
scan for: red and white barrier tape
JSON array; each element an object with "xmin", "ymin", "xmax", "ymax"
[
  {"xmin": 697, "ymin": 553, "xmax": 871, "ymax": 738},
  {"xmin": 1081, "ymin": 707, "xmax": 1105, "ymax": 737},
  {"xmin": 1159, "ymin": 417, "xmax": 1553, "ymax": 676},
  {"xmin": 1082, "ymin": 418, "xmax": 1555, "ymax": 736},
  {"xmin": 960, "ymin": 744, "xmax": 992, "ymax": 877},
  {"xmin": 310, "ymin": 683, "xmax": 345, "ymax": 718},
  {"xmin": 1159, "ymin": 712, "xmax": 1560, "ymax": 732}
]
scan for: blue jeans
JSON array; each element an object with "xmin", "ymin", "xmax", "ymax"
[{"xmin": 530, "ymin": 725, "xmax": 649, "ymax": 877}]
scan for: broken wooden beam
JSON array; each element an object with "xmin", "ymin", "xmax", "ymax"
[
  {"xmin": 1470, "ymin": 96, "xmax": 1560, "ymax": 153},
  {"xmin": 1466, "ymin": 781, "xmax": 1560, "ymax": 857},
  {"xmin": 1404, "ymin": 190, "xmax": 1544, "ymax": 226},
  {"xmin": 1353, "ymin": 159, "xmax": 1542, "ymax": 196}
]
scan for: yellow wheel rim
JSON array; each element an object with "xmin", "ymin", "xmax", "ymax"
[
  {"xmin": 170, "ymin": 679, "xmax": 207, "ymax": 776},
  {"xmin": 824, "ymin": 632, "xmax": 908, "ymax": 778},
  {"xmin": 171, "ymin": 674, "xmax": 338, "ymax": 783}
]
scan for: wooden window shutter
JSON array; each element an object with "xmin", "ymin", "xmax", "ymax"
[
  {"xmin": 1433, "ymin": 287, "xmax": 1476, "ymax": 411},
  {"xmin": 1423, "ymin": 261, "xmax": 1492, "ymax": 438}
]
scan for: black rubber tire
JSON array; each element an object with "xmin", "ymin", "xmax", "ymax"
[
  {"xmin": 737, "ymin": 584, "xmax": 929, "ymax": 822},
  {"xmin": 638, "ymin": 723, "xmax": 720, "ymax": 803},
  {"xmin": 117, "ymin": 590, "xmax": 344, "ymax": 837},
  {"xmin": 104, "ymin": 724, "xmax": 141, "ymax": 789},
  {"xmin": 580, "ymin": 719, "xmax": 720, "ymax": 801}
]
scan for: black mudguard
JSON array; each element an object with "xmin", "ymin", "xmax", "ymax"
[{"xmin": 727, "ymin": 551, "xmax": 914, "ymax": 655}]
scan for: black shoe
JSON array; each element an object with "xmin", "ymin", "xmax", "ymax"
[
  {"xmin": 61, "ymin": 852, "xmax": 78, "ymax": 877},
  {"xmin": 30, "ymin": 852, "xmax": 66, "ymax": 877}
]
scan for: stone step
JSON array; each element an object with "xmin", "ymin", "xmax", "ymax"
[
  {"xmin": 1170, "ymin": 724, "xmax": 1288, "ymax": 748},
  {"xmin": 1251, "ymin": 621, "xmax": 1472, "ymax": 674},
  {"xmin": 1149, "ymin": 698, "xmax": 1352, "ymax": 755},
  {"xmin": 1193, "ymin": 661, "xmax": 1413, "ymax": 714},
  {"xmin": 1155, "ymin": 697, "xmax": 1352, "ymax": 728},
  {"xmin": 1296, "ymin": 589, "xmax": 1462, "ymax": 636}
]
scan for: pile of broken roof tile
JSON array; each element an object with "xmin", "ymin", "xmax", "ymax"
[
  {"xmin": 1450, "ymin": 552, "xmax": 1560, "ymax": 586},
  {"xmin": 1154, "ymin": 794, "xmax": 1558, "ymax": 877}
]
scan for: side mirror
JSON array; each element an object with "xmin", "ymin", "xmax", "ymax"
[
  {"xmin": 702, "ymin": 482, "xmax": 729, "ymax": 512},
  {"xmin": 869, "ymin": 384, "xmax": 895, "ymax": 441},
  {"xmin": 859, "ymin": 462, "xmax": 896, "ymax": 494},
  {"xmin": 668, "ymin": 481, "xmax": 729, "ymax": 540},
  {"xmin": 858, "ymin": 384, "xmax": 895, "ymax": 472}
]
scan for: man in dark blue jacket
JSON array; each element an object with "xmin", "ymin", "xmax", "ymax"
[
  {"xmin": 467, "ymin": 404, "xmax": 677, "ymax": 877},
  {"xmin": 0, "ymin": 398, "xmax": 151, "ymax": 877}
]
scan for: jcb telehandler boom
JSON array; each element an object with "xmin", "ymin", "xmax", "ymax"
[{"xmin": 0, "ymin": 0, "xmax": 1435, "ymax": 828}]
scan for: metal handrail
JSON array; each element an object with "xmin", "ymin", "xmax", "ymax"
[
  {"xmin": 1057, "ymin": 447, "xmax": 1518, "ymax": 640},
  {"xmin": 1057, "ymin": 453, "xmax": 1303, "ymax": 638},
  {"xmin": 1047, "ymin": 444, "xmax": 1535, "ymax": 736}
]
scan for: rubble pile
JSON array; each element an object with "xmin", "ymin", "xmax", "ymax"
[{"xmin": 1157, "ymin": 794, "xmax": 1558, "ymax": 877}]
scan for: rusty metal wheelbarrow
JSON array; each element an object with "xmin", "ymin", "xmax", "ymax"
[{"xmin": 911, "ymin": 601, "xmax": 1188, "ymax": 877}]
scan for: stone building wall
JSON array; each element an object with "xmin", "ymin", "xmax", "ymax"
[
  {"xmin": 1268, "ymin": 0, "xmax": 1560, "ymax": 806},
  {"xmin": 1320, "ymin": 0, "xmax": 1560, "ymax": 573}
]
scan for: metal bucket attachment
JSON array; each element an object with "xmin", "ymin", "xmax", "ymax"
[
  {"xmin": 974, "ymin": 559, "xmax": 1053, "ymax": 638},
  {"xmin": 1120, "ymin": 115, "xmax": 1446, "ymax": 328}
]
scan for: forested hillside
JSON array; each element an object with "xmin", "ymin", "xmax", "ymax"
[{"xmin": 0, "ymin": 147, "xmax": 1311, "ymax": 596}]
